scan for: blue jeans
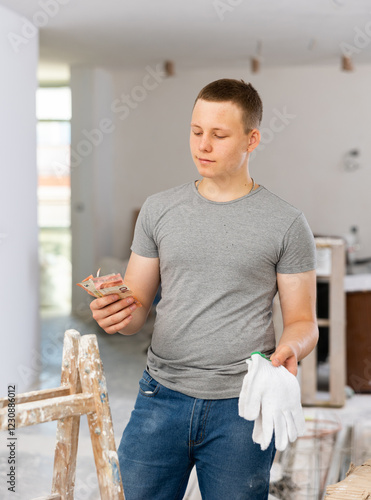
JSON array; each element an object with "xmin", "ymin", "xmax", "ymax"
[{"xmin": 118, "ymin": 370, "xmax": 275, "ymax": 500}]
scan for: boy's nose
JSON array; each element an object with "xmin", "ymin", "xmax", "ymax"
[{"xmin": 199, "ymin": 136, "xmax": 212, "ymax": 152}]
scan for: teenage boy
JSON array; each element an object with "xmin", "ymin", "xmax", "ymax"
[{"xmin": 90, "ymin": 78, "xmax": 318, "ymax": 499}]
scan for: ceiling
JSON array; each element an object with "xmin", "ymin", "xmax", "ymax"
[{"xmin": 2, "ymin": 0, "xmax": 371, "ymax": 82}]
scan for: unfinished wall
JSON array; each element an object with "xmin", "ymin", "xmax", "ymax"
[
  {"xmin": 0, "ymin": 5, "xmax": 39, "ymax": 392},
  {"xmin": 70, "ymin": 62, "xmax": 371, "ymax": 292},
  {"xmin": 108, "ymin": 63, "xmax": 371, "ymax": 259}
]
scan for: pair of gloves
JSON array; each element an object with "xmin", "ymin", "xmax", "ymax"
[{"xmin": 238, "ymin": 352, "xmax": 306, "ymax": 452}]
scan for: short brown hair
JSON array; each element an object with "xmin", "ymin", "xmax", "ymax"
[{"xmin": 194, "ymin": 79, "xmax": 263, "ymax": 133}]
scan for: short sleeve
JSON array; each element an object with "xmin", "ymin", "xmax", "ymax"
[
  {"xmin": 130, "ymin": 198, "xmax": 159, "ymax": 258},
  {"xmin": 276, "ymin": 213, "xmax": 316, "ymax": 274}
]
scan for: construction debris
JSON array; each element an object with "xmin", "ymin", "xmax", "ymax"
[{"xmin": 325, "ymin": 459, "xmax": 371, "ymax": 499}]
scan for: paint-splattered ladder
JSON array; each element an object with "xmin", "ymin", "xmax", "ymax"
[{"xmin": 0, "ymin": 330, "xmax": 125, "ymax": 499}]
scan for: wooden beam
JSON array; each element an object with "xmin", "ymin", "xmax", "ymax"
[
  {"xmin": 52, "ymin": 329, "xmax": 82, "ymax": 500},
  {"xmin": 79, "ymin": 334, "xmax": 125, "ymax": 499},
  {"xmin": 0, "ymin": 393, "xmax": 95, "ymax": 430},
  {"xmin": 328, "ymin": 242, "xmax": 346, "ymax": 407},
  {"xmin": 0, "ymin": 386, "xmax": 70, "ymax": 409},
  {"xmin": 301, "ymin": 347, "xmax": 318, "ymax": 406}
]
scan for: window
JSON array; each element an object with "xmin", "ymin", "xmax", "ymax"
[{"xmin": 37, "ymin": 87, "xmax": 72, "ymax": 313}]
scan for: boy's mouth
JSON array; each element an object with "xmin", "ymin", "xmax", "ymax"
[{"xmin": 197, "ymin": 157, "xmax": 215, "ymax": 163}]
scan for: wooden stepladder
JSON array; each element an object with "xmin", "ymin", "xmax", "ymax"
[{"xmin": 0, "ymin": 330, "xmax": 125, "ymax": 500}]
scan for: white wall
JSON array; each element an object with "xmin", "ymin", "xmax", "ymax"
[
  {"xmin": 70, "ymin": 62, "xmax": 371, "ymax": 293},
  {"xmin": 0, "ymin": 6, "xmax": 39, "ymax": 393},
  {"xmin": 110, "ymin": 64, "xmax": 371, "ymax": 259},
  {"xmin": 70, "ymin": 67, "xmax": 115, "ymax": 313}
]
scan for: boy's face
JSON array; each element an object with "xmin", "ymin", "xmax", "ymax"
[{"xmin": 190, "ymin": 99, "xmax": 258, "ymax": 180}]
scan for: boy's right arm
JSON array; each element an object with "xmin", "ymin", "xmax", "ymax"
[{"xmin": 90, "ymin": 252, "xmax": 160, "ymax": 335}]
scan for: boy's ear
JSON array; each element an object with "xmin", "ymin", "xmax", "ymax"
[{"xmin": 247, "ymin": 129, "xmax": 261, "ymax": 152}]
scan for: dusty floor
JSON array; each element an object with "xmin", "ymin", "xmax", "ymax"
[{"xmin": 1, "ymin": 310, "xmax": 370, "ymax": 500}]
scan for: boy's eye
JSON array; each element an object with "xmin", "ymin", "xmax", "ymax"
[{"xmin": 191, "ymin": 130, "xmax": 227, "ymax": 139}]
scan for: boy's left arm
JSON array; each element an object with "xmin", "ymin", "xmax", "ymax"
[{"xmin": 271, "ymin": 270, "xmax": 319, "ymax": 375}]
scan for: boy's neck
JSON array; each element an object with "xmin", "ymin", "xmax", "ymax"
[{"xmin": 196, "ymin": 175, "xmax": 258, "ymax": 202}]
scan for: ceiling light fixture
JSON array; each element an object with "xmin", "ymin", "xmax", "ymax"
[
  {"xmin": 164, "ymin": 60, "xmax": 175, "ymax": 77},
  {"xmin": 251, "ymin": 40, "xmax": 262, "ymax": 74},
  {"xmin": 341, "ymin": 55, "xmax": 354, "ymax": 71},
  {"xmin": 251, "ymin": 57, "xmax": 260, "ymax": 73}
]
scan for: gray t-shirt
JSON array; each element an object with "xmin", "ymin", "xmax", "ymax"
[{"xmin": 131, "ymin": 181, "xmax": 316, "ymax": 399}]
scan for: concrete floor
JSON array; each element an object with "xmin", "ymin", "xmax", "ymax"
[{"xmin": 1, "ymin": 310, "xmax": 370, "ymax": 500}]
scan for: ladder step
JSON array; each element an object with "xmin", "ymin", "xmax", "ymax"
[
  {"xmin": 0, "ymin": 386, "xmax": 71, "ymax": 409},
  {"xmin": 0, "ymin": 393, "xmax": 95, "ymax": 430}
]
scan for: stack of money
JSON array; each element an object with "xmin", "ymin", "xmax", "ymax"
[{"xmin": 77, "ymin": 272, "xmax": 142, "ymax": 306}]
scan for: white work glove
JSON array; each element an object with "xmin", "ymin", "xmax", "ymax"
[{"xmin": 238, "ymin": 352, "xmax": 306, "ymax": 451}]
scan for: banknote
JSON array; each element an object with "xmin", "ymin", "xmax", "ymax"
[{"xmin": 77, "ymin": 270, "xmax": 142, "ymax": 306}]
